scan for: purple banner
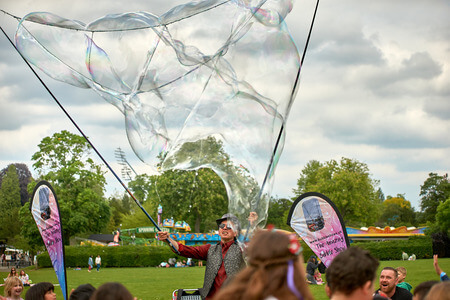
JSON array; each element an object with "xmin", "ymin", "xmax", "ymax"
[
  {"xmin": 30, "ymin": 181, "xmax": 67, "ymax": 300},
  {"xmin": 287, "ymin": 192, "xmax": 350, "ymax": 267}
]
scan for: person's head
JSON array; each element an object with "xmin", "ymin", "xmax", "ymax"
[
  {"xmin": 90, "ymin": 282, "xmax": 134, "ymax": 300},
  {"xmin": 379, "ymin": 267, "xmax": 398, "ymax": 297},
  {"xmin": 20, "ymin": 270, "xmax": 26, "ymax": 276},
  {"xmin": 69, "ymin": 283, "xmax": 96, "ymax": 300},
  {"xmin": 216, "ymin": 213, "xmax": 240, "ymax": 243},
  {"xmin": 424, "ymin": 281, "xmax": 450, "ymax": 300},
  {"xmin": 213, "ymin": 229, "xmax": 314, "ymax": 300},
  {"xmin": 307, "ymin": 255, "xmax": 317, "ymax": 263},
  {"xmin": 10, "ymin": 267, "xmax": 17, "ymax": 276},
  {"xmin": 325, "ymin": 247, "xmax": 379, "ymax": 300},
  {"xmin": 413, "ymin": 281, "xmax": 438, "ymax": 300},
  {"xmin": 4, "ymin": 276, "xmax": 24, "ymax": 299},
  {"xmin": 25, "ymin": 282, "xmax": 55, "ymax": 300},
  {"xmin": 396, "ymin": 267, "xmax": 407, "ymax": 283}
]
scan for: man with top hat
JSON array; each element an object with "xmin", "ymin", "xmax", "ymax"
[{"xmin": 157, "ymin": 212, "xmax": 257, "ymax": 299}]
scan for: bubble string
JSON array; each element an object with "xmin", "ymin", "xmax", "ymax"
[{"xmin": 0, "ymin": 22, "xmax": 181, "ymax": 255}]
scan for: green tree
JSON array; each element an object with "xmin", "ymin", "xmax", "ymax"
[
  {"xmin": 20, "ymin": 130, "xmax": 111, "ymax": 245},
  {"xmin": 419, "ymin": 173, "xmax": 450, "ymax": 223},
  {"xmin": 293, "ymin": 157, "xmax": 382, "ymax": 226},
  {"xmin": 266, "ymin": 197, "xmax": 292, "ymax": 231},
  {"xmin": 0, "ymin": 163, "xmax": 33, "ymax": 205},
  {"xmin": 433, "ymin": 198, "xmax": 450, "ymax": 234},
  {"xmin": 378, "ymin": 194, "xmax": 416, "ymax": 227},
  {"xmin": 0, "ymin": 165, "xmax": 22, "ymax": 241}
]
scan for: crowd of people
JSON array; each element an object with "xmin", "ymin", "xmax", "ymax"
[{"xmin": 2, "ymin": 213, "xmax": 449, "ymax": 300}]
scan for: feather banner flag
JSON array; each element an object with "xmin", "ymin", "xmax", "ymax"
[
  {"xmin": 287, "ymin": 192, "xmax": 350, "ymax": 267},
  {"xmin": 30, "ymin": 181, "xmax": 68, "ymax": 300}
]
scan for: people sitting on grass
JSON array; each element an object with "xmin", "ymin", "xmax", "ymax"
[
  {"xmin": 7, "ymin": 268, "xmax": 18, "ymax": 278},
  {"xmin": 306, "ymin": 255, "xmax": 320, "ymax": 284},
  {"xmin": 325, "ymin": 246, "xmax": 379, "ymax": 300},
  {"xmin": 374, "ymin": 267, "xmax": 412, "ymax": 300},
  {"xmin": 19, "ymin": 270, "xmax": 31, "ymax": 286},
  {"xmin": 2, "ymin": 276, "xmax": 24, "ymax": 300},
  {"xmin": 396, "ymin": 267, "xmax": 412, "ymax": 292},
  {"xmin": 213, "ymin": 228, "xmax": 314, "ymax": 300}
]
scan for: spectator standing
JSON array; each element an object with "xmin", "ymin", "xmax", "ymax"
[
  {"xmin": 95, "ymin": 255, "xmax": 101, "ymax": 272},
  {"xmin": 88, "ymin": 256, "xmax": 93, "ymax": 272}
]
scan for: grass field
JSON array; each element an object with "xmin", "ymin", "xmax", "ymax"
[{"xmin": 1, "ymin": 258, "xmax": 449, "ymax": 299}]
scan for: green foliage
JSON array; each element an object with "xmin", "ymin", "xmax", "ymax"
[
  {"xmin": 266, "ymin": 197, "xmax": 292, "ymax": 231},
  {"xmin": 419, "ymin": 172, "xmax": 450, "ymax": 223},
  {"xmin": 294, "ymin": 157, "xmax": 382, "ymax": 226},
  {"xmin": 36, "ymin": 245, "xmax": 184, "ymax": 268},
  {"xmin": 378, "ymin": 195, "xmax": 416, "ymax": 227},
  {"xmin": 353, "ymin": 236, "xmax": 433, "ymax": 260},
  {"xmin": 20, "ymin": 130, "xmax": 111, "ymax": 244},
  {"xmin": 431, "ymin": 198, "xmax": 450, "ymax": 234},
  {"xmin": 0, "ymin": 164, "xmax": 23, "ymax": 240}
]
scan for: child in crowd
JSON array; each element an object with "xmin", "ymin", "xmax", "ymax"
[
  {"xmin": 396, "ymin": 266, "xmax": 412, "ymax": 291},
  {"xmin": 314, "ymin": 269, "xmax": 323, "ymax": 285}
]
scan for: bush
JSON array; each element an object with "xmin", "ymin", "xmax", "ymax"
[
  {"xmin": 352, "ymin": 236, "xmax": 433, "ymax": 260},
  {"xmin": 37, "ymin": 245, "xmax": 181, "ymax": 268}
]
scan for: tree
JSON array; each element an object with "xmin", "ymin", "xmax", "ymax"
[
  {"xmin": 419, "ymin": 173, "xmax": 450, "ymax": 223},
  {"xmin": 378, "ymin": 194, "xmax": 416, "ymax": 227},
  {"xmin": 129, "ymin": 168, "xmax": 228, "ymax": 233},
  {"xmin": 0, "ymin": 165, "xmax": 22, "ymax": 241},
  {"xmin": 434, "ymin": 199, "xmax": 450, "ymax": 234},
  {"xmin": 266, "ymin": 197, "xmax": 292, "ymax": 231},
  {"xmin": 293, "ymin": 157, "xmax": 382, "ymax": 226},
  {"xmin": 0, "ymin": 163, "xmax": 32, "ymax": 205},
  {"xmin": 20, "ymin": 130, "xmax": 111, "ymax": 245}
]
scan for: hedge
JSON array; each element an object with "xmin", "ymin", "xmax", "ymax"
[
  {"xmin": 37, "ymin": 245, "xmax": 182, "ymax": 268},
  {"xmin": 352, "ymin": 236, "xmax": 433, "ymax": 260},
  {"xmin": 36, "ymin": 236, "xmax": 433, "ymax": 267}
]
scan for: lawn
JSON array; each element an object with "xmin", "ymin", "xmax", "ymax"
[{"xmin": 1, "ymin": 258, "xmax": 449, "ymax": 299}]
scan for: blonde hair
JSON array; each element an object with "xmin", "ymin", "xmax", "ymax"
[
  {"xmin": 425, "ymin": 281, "xmax": 450, "ymax": 300},
  {"xmin": 396, "ymin": 266, "xmax": 407, "ymax": 275},
  {"xmin": 4, "ymin": 276, "xmax": 23, "ymax": 297}
]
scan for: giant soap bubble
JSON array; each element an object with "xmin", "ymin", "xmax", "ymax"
[{"xmin": 15, "ymin": 0, "xmax": 300, "ymax": 235}]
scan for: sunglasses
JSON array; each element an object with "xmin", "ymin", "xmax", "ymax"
[{"xmin": 219, "ymin": 223, "xmax": 233, "ymax": 230}]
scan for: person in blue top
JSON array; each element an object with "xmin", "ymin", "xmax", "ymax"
[
  {"xmin": 433, "ymin": 254, "xmax": 449, "ymax": 281},
  {"xmin": 88, "ymin": 256, "xmax": 93, "ymax": 272}
]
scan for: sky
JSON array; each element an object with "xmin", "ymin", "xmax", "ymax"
[{"xmin": 0, "ymin": 0, "xmax": 449, "ymax": 210}]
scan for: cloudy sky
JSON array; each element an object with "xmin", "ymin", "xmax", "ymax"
[{"xmin": 0, "ymin": 0, "xmax": 448, "ymax": 210}]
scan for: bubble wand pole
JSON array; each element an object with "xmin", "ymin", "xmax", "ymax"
[{"xmin": 0, "ymin": 24, "xmax": 180, "ymax": 255}]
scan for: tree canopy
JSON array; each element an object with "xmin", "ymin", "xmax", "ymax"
[
  {"xmin": 293, "ymin": 157, "xmax": 382, "ymax": 226},
  {"xmin": 19, "ymin": 130, "xmax": 111, "ymax": 245},
  {"xmin": 419, "ymin": 172, "xmax": 450, "ymax": 223},
  {"xmin": 0, "ymin": 164, "xmax": 22, "ymax": 241}
]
